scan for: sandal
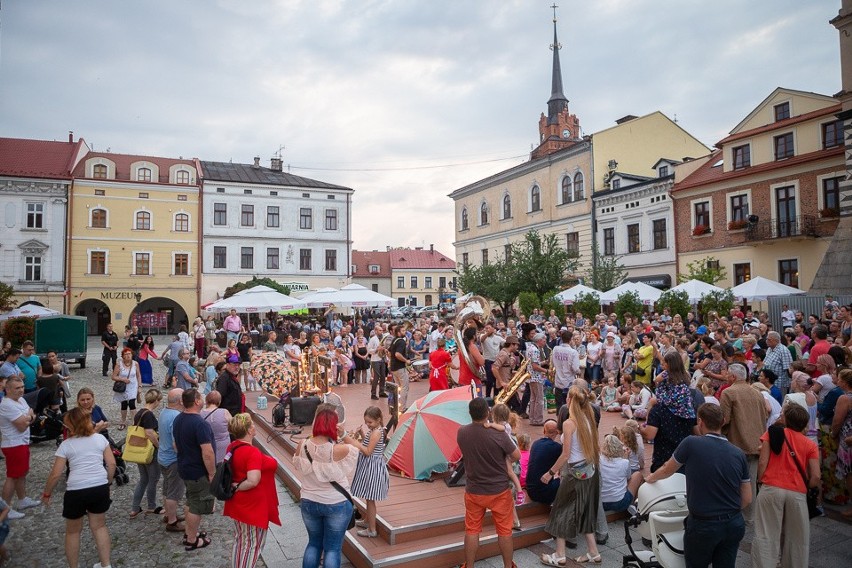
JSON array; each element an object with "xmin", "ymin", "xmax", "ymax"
[
  {"xmin": 182, "ymin": 532, "xmax": 207, "ymax": 547},
  {"xmin": 512, "ymin": 522, "xmax": 522, "ymax": 531},
  {"xmin": 184, "ymin": 534, "xmax": 211, "ymax": 551},
  {"xmin": 117, "ymin": 423, "xmax": 126, "ymax": 431},
  {"xmin": 575, "ymin": 553, "xmax": 602, "ymax": 564},
  {"xmin": 129, "ymin": 509, "xmax": 143, "ymax": 519},
  {"xmin": 540, "ymin": 553, "xmax": 566, "ymax": 566},
  {"xmin": 145, "ymin": 506, "xmax": 165, "ymax": 515},
  {"xmin": 165, "ymin": 520, "xmax": 185, "ymax": 533}
]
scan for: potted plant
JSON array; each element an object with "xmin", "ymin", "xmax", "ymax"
[
  {"xmin": 692, "ymin": 224, "xmax": 711, "ymax": 236},
  {"xmin": 820, "ymin": 207, "xmax": 839, "ymax": 219},
  {"xmin": 727, "ymin": 219, "xmax": 748, "ymax": 230}
]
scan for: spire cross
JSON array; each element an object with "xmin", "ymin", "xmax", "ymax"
[{"xmin": 551, "ymin": 3, "xmax": 558, "ymax": 22}]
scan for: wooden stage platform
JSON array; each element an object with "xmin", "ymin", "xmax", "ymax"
[{"xmin": 245, "ymin": 381, "xmax": 625, "ymax": 568}]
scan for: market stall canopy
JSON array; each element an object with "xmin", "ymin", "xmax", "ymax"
[
  {"xmin": 599, "ymin": 281, "xmax": 663, "ymax": 305},
  {"xmin": 668, "ymin": 279, "xmax": 725, "ymax": 303},
  {"xmin": 298, "ymin": 284, "xmax": 395, "ymax": 309},
  {"xmin": 555, "ymin": 284, "xmax": 601, "ymax": 305},
  {"xmin": 729, "ymin": 276, "xmax": 806, "ymax": 302},
  {"xmin": 205, "ymin": 285, "xmax": 306, "ymax": 313},
  {"xmin": 0, "ymin": 304, "xmax": 60, "ymax": 321}
]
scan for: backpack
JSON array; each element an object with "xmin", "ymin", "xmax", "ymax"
[
  {"xmin": 272, "ymin": 399, "xmax": 287, "ymax": 427},
  {"xmin": 209, "ymin": 444, "xmax": 246, "ymax": 501}
]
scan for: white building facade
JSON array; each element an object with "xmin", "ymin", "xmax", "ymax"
[{"xmin": 199, "ymin": 158, "xmax": 354, "ymax": 303}]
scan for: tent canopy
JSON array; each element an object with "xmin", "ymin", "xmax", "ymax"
[
  {"xmin": 668, "ymin": 279, "xmax": 725, "ymax": 303},
  {"xmin": 729, "ymin": 276, "xmax": 806, "ymax": 302},
  {"xmin": 555, "ymin": 284, "xmax": 601, "ymax": 305},
  {"xmin": 298, "ymin": 284, "xmax": 395, "ymax": 309},
  {"xmin": 599, "ymin": 281, "xmax": 663, "ymax": 304},
  {"xmin": 0, "ymin": 304, "xmax": 60, "ymax": 321},
  {"xmin": 206, "ymin": 285, "xmax": 306, "ymax": 313}
]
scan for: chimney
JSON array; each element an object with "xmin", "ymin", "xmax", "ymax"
[
  {"xmin": 430, "ymin": 243, "xmax": 434, "ymax": 253},
  {"xmin": 68, "ymin": 131, "xmax": 74, "ymax": 143},
  {"xmin": 270, "ymin": 157, "xmax": 282, "ymax": 172},
  {"xmin": 253, "ymin": 156, "xmax": 261, "ymax": 167}
]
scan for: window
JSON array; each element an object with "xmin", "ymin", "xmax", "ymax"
[
  {"xmin": 24, "ymin": 256, "xmax": 42, "ymax": 282},
  {"xmin": 480, "ymin": 202, "xmax": 488, "ymax": 225},
  {"xmin": 439, "ymin": 276, "xmax": 447, "ymax": 288},
  {"xmin": 603, "ymin": 228, "xmax": 615, "ymax": 256},
  {"xmin": 694, "ymin": 201, "xmax": 710, "ymax": 229},
  {"xmin": 325, "ymin": 250, "xmax": 337, "ymax": 271},
  {"xmin": 213, "ymin": 246, "xmax": 226, "ymax": 269},
  {"xmin": 774, "ymin": 102, "xmax": 790, "ymax": 121},
  {"xmin": 779, "ymin": 259, "xmax": 799, "ymax": 288},
  {"xmin": 372, "ymin": 284, "xmax": 379, "ymax": 292},
  {"xmin": 730, "ymin": 194, "xmax": 749, "ymax": 221},
  {"xmin": 823, "ymin": 120, "xmax": 844, "ymax": 149},
  {"xmin": 481, "ymin": 249, "xmax": 489, "ymax": 266},
  {"xmin": 26, "ymin": 203, "xmax": 44, "ymax": 228},
  {"xmin": 267, "ymin": 206, "xmax": 280, "ymax": 228},
  {"xmin": 530, "ymin": 185, "xmax": 541, "ymax": 212},
  {"xmin": 177, "ymin": 195, "xmax": 187, "ymax": 202},
  {"xmin": 823, "ymin": 177, "xmax": 842, "ymax": 211},
  {"xmin": 658, "ymin": 165, "xmax": 669, "ymax": 177},
  {"xmin": 244, "ymin": 190, "xmax": 252, "ymax": 195},
  {"xmin": 368, "ymin": 264, "xmax": 380, "ymax": 273},
  {"xmin": 174, "ymin": 213, "xmax": 189, "ymax": 232},
  {"xmin": 90, "ymin": 251, "xmax": 106, "ymax": 274},
  {"xmin": 732, "ymin": 145, "xmax": 751, "ymax": 169},
  {"xmin": 566, "ymin": 232, "xmax": 579, "ymax": 256},
  {"xmin": 176, "ymin": 170, "xmax": 190, "ymax": 184},
  {"xmin": 462, "ymin": 253, "xmax": 469, "ymax": 268},
  {"xmin": 733, "ymin": 263, "xmax": 751, "ymax": 285},
  {"xmin": 502, "ymin": 194, "xmax": 511, "ymax": 219},
  {"xmin": 91, "ymin": 208, "xmax": 107, "ymax": 228},
  {"xmin": 325, "ymin": 209, "xmax": 338, "ymax": 231},
  {"xmin": 612, "ymin": 179, "xmax": 621, "ymax": 190},
  {"xmin": 174, "ymin": 253, "xmax": 189, "ymax": 276},
  {"xmin": 653, "ymin": 219, "xmax": 667, "ymax": 250},
  {"xmin": 137, "ymin": 167, "xmax": 152, "ymax": 182},
  {"xmin": 300, "ymin": 208, "xmax": 312, "ymax": 230},
  {"xmin": 267, "ymin": 248, "xmax": 279, "ymax": 270},
  {"xmin": 774, "ymin": 132, "xmax": 794, "ymax": 160},
  {"xmin": 299, "ymin": 249, "xmax": 311, "ymax": 270},
  {"xmin": 240, "ymin": 204, "xmax": 254, "ymax": 226},
  {"xmin": 213, "ymin": 203, "xmax": 227, "ymax": 225},
  {"xmin": 397, "ymin": 276, "xmax": 405, "ymax": 289},
  {"xmin": 93, "ymin": 164, "xmax": 108, "ymax": 179},
  {"xmin": 139, "ymin": 192, "xmax": 149, "ymax": 199},
  {"xmin": 561, "ymin": 177, "xmax": 572, "ymax": 204},
  {"xmin": 135, "ymin": 253, "xmax": 151, "ymax": 276},
  {"xmin": 411, "ymin": 276, "xmax": 418, "ymax": 288},
  {"xmin": 627, "ymin": 223, "xmax": 640, "ymax": 253},
  {"xmin": 425, "ymin": 277, "xmax": 432, "ymax": 289},
  {"xmin": 217, "ymin": 187, "xmax": 225, "ymax": 193},
  {"xmin": 240, "ymin": 247, "xmax": 254, "ymax": 269},
  {"xmin": 573, "ymin": 172, "xmax": 584, "ymax": 201},
  {"xmin": 135, "ymin": 211, "xmax": 151, "ymax": 230},
  {"xmin": 461, "ymin": 207, "xmax": 469, "ymax": 230},
  {"xmin": 504, "ymin": 244, "xmax": 511, "ymax": 261}
]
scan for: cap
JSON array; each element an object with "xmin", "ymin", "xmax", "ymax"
[
  {"xmin": 226, "ymin": 354, "xmax": 241, "ymax": 364},
  {"xmin": 696, "ymin": 325, "xmax": 708, "ymax": 334},
  {"xmin": 606, "ymin": 331, "xmax": 616, "ymax": 339}
]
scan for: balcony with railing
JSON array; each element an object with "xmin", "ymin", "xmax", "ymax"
[{"xmin": 744, "ymin": 215, "xmax": 819, "ymax": 242}]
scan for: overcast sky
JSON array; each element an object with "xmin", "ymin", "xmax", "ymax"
[{"xmin": 0, "ymin": 0, "xmax": 841, "ymax": 257}]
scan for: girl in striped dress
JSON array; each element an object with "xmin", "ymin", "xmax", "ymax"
[{"xmin": 346, "ymin": 406, "xmax": 390, "ymax": 538}]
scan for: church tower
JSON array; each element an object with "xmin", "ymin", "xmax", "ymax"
[{"xmin": 531, "ymin": 6, "xmax": 582, "ymax": 160}]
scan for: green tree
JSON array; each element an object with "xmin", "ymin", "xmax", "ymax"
[
  {"xmin": 517, "ymin": 291, "xmax": 539, "ymax": 318},
  {"xmin": 585, "ymin": 242, "xmax": 627, "ymax": 292},
  {"xmin": 613, "ymin": 291, "xmax": 644, "ymax": 323},
  {"xmin": 223, "ymin": 276, "xmax": 293, "ymax": 299},
  {"xmin": 511, "ymin": 231, "xmax": 578, "ymax": 306},
  {"xmin": 0, "ymin": 282, "xmax": 15, "ymax": 312},
  {"xmin": 677, "ymin": 256, "xmax": 727, "ymax": 285},
  {"xmin": 456, "ymin": 258, "xmax": 520, "ymax": 323},
  {"xmin": 700, "ymin": 289, "xmax": 735, "ymax": 321},
  {"xmin": 656, "ymin": 289, "xmax": 691, "ymax": 320},
  {"xmin": 571, "ymin": 291, "xmax": 601, "ymax": 321}
]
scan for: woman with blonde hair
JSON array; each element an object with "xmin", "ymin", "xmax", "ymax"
[{"xmin": 540, "ymin": 385, "xmax": 601, "ymax": 565}]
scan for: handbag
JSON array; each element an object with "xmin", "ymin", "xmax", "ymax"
[
  {"xmin": 112, "ymin": 380, "xmax": 127, "ymax": 393},
  {"xmin": 783, "ymin": 433, "xmax": 820, "ymax": 519},
  {"xmin": 122, "ymin": 409, "xmax": 156, "ymax": 465},
  {"xmin": 303, "ymin": 445, "xmax": 357, "ymax": 529},
  {"xmin": 568, "ymin": 459, "xmax": 596, "ymax": 480}
]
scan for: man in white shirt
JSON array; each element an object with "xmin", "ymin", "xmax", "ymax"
[
  {"xmin": 429, "ymin": 322, "xmax": 445, "ymax": 354},
  {"xmin": 0, "ymin": 377, "xmax": 41, "ymax": 518},
  {"xmin": 551, "ymin": 330, "xmax": 580, "ymax": 410},
  {"xmin": 368, "ymin": 324, "xmax": 387, "ymax": 400},
  {"xmin": 480, "ymin": 323, "xmax": 505, "ymax": 399},
  {"xmin": 780, "ymin": 304, "xmax": 795, "ymax": 329}
]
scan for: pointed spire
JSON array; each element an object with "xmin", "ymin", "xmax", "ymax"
[{"xmin": 547, "ymin": 4, "xmax": 569, "ymax": 124}]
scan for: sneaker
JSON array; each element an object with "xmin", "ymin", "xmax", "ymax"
[
  {"xmin": 17, "ymin": 497, "xmax": 41, "ymax": 510},
  {"xmin": 355, "ymin": 519, "xmax": 368, "ymax": 528},
  {"xmin": 370, "ymin": 395, "xmax": 379, "ymax": 400},
  {"xmin": 356, "ymin": 528, "xmax": 377, "ymax": 538},
  {"xmin": 7, "ymin": 509, "xmax": 24, "ymax": 520},
  {"xmin": 379, "ymin": 393, "xmax": 388, "ymax": 398}
]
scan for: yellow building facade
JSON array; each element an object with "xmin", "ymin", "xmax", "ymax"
[{"xmin": 68, "ymin": 152, "xmax": 200, "ymax": 335}]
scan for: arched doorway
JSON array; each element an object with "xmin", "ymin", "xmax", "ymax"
[
  {"xmin": 74, "ymin": 299, "xmax": 111, "ymax": 336},
  {"xmin": 131, "ymin": 297, "xmax": 189, "ymax": 336}
]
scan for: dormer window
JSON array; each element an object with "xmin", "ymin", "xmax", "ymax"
[
  {"xmin": 176, "ymin": 170, "xmax": 190, "ymax": 184},
  {"xmin": 732, "ymin": 145, "xmax": 751, "ymax": 170},
  {"xmin": 612, "ymin": 179, "xmax": 621, "ymax": 190},
  {"xmin": 137, "ymin": 167, "xmax": 152, "ymax": 182},
  {"xmin": 368, "ymin": 264, "xmax": 380, "ymax": 273},
  {"xmin": 93, "ymin": 164, "xmax": 107, "ymax": 179},
  {"xmin": 658, "ymin": 165, "xmax": 669, "ymax": 177},
  {"xmin": 774, "ymin": 102, "xmax": 790, "ymax": 122}
]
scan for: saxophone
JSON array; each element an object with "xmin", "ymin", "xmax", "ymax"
[{"xmin": 495, "ymin": 358, "xmax": 529, "ymax": 405}]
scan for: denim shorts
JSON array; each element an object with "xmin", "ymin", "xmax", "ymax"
[
  {"xmin": 0, "ymin": 520, "xmax": 8, "ymax": 545},
  {"xmin": 603, "ymin": 490, "xmax": 633, "ymax": 512}
]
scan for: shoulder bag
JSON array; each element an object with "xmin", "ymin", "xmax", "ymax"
[
  {"xmin": 122, "ymin": 409, "xmax": 156, "ymax": 464},
  {"xmin": 112, "ymin": 365, "xmax": 130, "ymax": 393},
  {"xmin": 303, "ymin": 444, "xmax": 357, "ymax": 529},
  {"xmin": 783, "ymin": 433, "xmax": 820, "ymax": 519}
]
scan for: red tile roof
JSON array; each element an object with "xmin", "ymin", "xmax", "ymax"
[
  {"xmin": 72, "ymin": 151, "xmax": 197, "ymax": 184},
  {"xmin": 716, "ymin": 104, "xmax": 842, "ymax": 146},
  {"xmin": 673, "ymin": 146, "xmax": 843, "ymax": 193},
  {"xmin": 351, "ymin": 250, "xmax": 391, "ymax": 277},
  {"xmin": 389, "ymin": 248, "xmax": 455, "ymax": 270},
  {"xmin": 0, "ymin": 137, "xmax": 86, "ymax": 179}
]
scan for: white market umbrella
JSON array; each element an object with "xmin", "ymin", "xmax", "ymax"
[
  {"xmin": 599, "ymin": 281, "xmax": 663, "ymax": 305},
  {"xmin": 556, "ymin": 284, "xmax": 601, "ymax": 305},
  {"xmin": 0, "ymin": 304, "xmax": 60, "ymax": 321},
  {"xmin": 729, "ymin": 276, "xmax": 806, "ymax": 302},
  {"xmin": 668, "ymin": 279, "xmax": 725, "ymax": 303},
  {"xmin": 299, "ymin": 284, "xmax": 395, "ymax": 309},
  {"xmin": 206, "ymin": 285, "xmax": 306, "ymax": 313}
]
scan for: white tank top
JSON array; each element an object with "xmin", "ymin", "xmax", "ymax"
[{"xmin": 568, "ymin": 426, "xmax": 586, "ymax": 463}]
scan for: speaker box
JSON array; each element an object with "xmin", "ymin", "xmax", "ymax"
[
  {"xmin": 445, "ymin": 458, "xmax": 466, "ymax": 487},
  {"xmin": 289, "ymin": 396, "xmax": 321, "ymax": 425}
]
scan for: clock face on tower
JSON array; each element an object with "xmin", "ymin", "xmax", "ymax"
[{"xmin": 562, "ymin": 129, "xmax": 571, "ymax": 139}]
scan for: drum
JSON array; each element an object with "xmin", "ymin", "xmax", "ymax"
[{"xmin": 412, "ymin": 359, "xmax": 429, "ymax": 379}]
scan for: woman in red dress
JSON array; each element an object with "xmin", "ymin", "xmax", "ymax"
[
  {"xmin": 428, "ymin": 338, "xmax": 458, "ymax": 391},
  {"xmin": 457, "ymin": 327, "xmax": 485, "ymax": 391}
]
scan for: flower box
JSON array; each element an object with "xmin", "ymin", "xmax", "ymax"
[
  {"xmin": 692, "ymin": 225, "xmax": 711, "ymax": 236},
  {"xmin": 820, "ymin": 207, "xmax": 839, "ymax": 219},
  {"xmin": 727, "ymin": 219, "xmax": 748, "ymax": 230}
]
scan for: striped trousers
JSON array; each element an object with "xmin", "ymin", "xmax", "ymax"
[{"xmin": 232, "ymin": 520, "xmax": 268, "ymax": 568}]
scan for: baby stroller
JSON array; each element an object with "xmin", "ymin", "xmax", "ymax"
[
  {"xmin": 622, "ymin": 473, "xmax": 688, "ymax": 568},
  {"xmin": 101, "ymin": 431, "xmax": 130, "ymax": 487},
  {"xmin": 23, "ymin": 388, "xmax": 65, "ymax": 445}
]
